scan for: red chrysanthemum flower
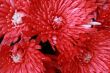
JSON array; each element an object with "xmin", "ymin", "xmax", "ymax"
[
  {"xmin": 94, "ymin": 0, "xmax": 110, "ymax": 30},
  {"xmin": 0, "ymin": 0, "xmax": 37, "ymax": 45},
  {"xmin": 0, "ymin": 40, "xmax": 50, "ymax": 73},
  {"xmin": 0, "ymin": 0, "xmax": 110, "ymax": 73},
  {"xmin": 28, "ymin": 0, "xmax": 99, "ymax": 52},
  {"xmin": 58, "ymin": 31, "xmax": 110, "ymax": 73}
]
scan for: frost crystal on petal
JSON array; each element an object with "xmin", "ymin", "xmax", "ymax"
[
  {"xmin": 83, "ymin": 53, "xmax": 92, "ymax": 63},
  {"xmin": 53, "ymin": 16, "xmax": 62, "ymax": 24},
  {"xmin": 81, "ymin": 25, "xmax": 92, "ymax": 28},
  {"xmin": 11, "ymin": 53, "xmax": 22, "ymax": 63},
  {"xmin": 52, "ymin": 36, "xmax": 57, "ymax": 45},
  {"xmin": 12, "ymin": 10, "xmax": 25, "ymax": 25},
  {"xmin": 89, "ymin": 22, "xmax": 101, "ymax": 26}
]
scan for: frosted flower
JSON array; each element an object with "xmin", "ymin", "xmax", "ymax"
[
  {"xmin": 58, "ymin": 31, "xmax": 110, "ymax": 73},
  {"xmin": 0, "ymin": 0, "xmax": 110, "ymax": 73},
  {"xmin": 29, "ymin": 0, "xmax": 98, "ymax": 52},
  {"xmin": 0, "ymin": 0, "xmax": 37, "ymax": 45},
  {"xmin": 0, "ymin": 41, "xmax": 49, "ymax": 73},
  {"xmin": 95, "ymin": 0, "xmax": 110, "ymax": 30}
]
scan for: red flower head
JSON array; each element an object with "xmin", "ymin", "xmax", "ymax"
[
  {"xmin": 0, "ymin": 0, "xmax": 37, "ymax": 45},
  {"xmin": 0, "ymin": 0, "xmax": 110, "ymax": 73},
  {"xmin": 58, "ymin": 31, "xmax": 110, "ymax": 73},
  {"xmin": 0, "ymin": 40, "xmax": 50, "ymax": 73},
  {"xmin": 28, "ymin": 0, "xmax": 99, "ymax": 52},
  {"xmin": 95, "ymin": 0, "xmax": 110, "ymax": 30}
]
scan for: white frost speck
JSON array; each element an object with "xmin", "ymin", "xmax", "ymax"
[
  {"xmin": 52, "ymin": 36, "xmax": 57, "ymax": 45},
  {"xmin": 12, "ymin": 10, "xmax": 25, "ymax": 26},
  {"xmin": 89, "ymin": 21, "xmax": 101, "ymax": 26},
  {"xmin": 81, "ymin": 25, "xmax": 92, "ymax": 28},
  {"xmin": 11, "ymin": 53, "xmax": 22, "ymax": 63},
  {"xmin": 53, "ymin": 16, "xmax": 62, "ymax": 24},
  {"xmin": 84, "ymin": 53, "xmax": 92, "ymax": 63},
  {"xmin": 81, "ymin": 21, "xmax": 101, "ymax": 29}
]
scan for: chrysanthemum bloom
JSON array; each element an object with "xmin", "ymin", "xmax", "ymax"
[
  {"xmin": 94, "ymin": 0, "xmax": 110, "ymax": 30},
  {"xmin": 0, "ymin": 0, "xmax": 37, "ymax": 45},
  {"xmin": 0, "ymin": 40, "xmax": 50, "ymax": 73},
  {"xmin": 29, "ymin": 0, "xmax": 99, "ymax": 52},
  {"xmin": 58, "ymin": 31, "xmax": 110, "ymax": 73},
  {"xmin": 0, "ymin": 0, "xmax": 110, "ymax": 73}
]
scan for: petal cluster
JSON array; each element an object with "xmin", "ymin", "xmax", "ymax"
[
  {"xmin": 58, "ymin": 31, "xmax": 110, "ymax": 73},
  {"xmin": 0, "ymin": 0, "xmax": 110, "ymax": 73}
]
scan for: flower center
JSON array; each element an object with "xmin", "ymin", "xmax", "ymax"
[
  {"xmin": 52, "ymin": 16, "xmax": 64, "ymax": 30},
  {"xmin": 76, "ymin": 49, "xmax": 93, "ymax": 65},
  {"xmin": 12, "ymin": 10, "xmax": 25, "ymax": 26},
  {"xmin": 11, "ymin": 53, "xmax": 22, "ymax": 63},
  {"xmin": 83, "ymin": 53, "xmax": 92, "ymax": 63},
  {"xmin": 53, "ymin": 16, "xmax": 63, "ymax": 24}
]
